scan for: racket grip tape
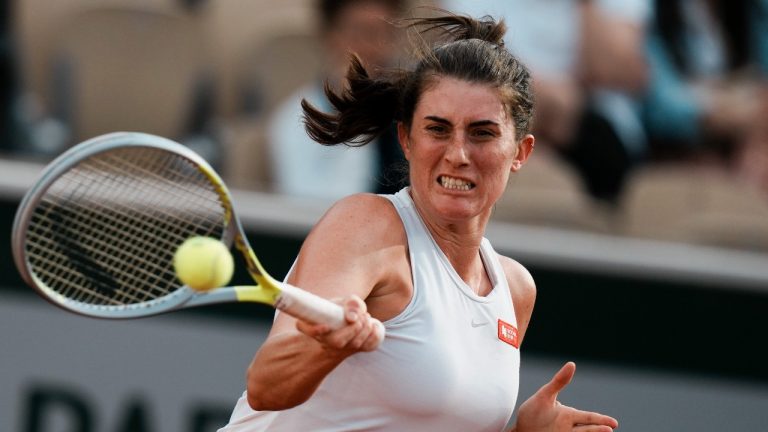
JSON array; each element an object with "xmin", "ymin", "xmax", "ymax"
[
  {"xmin": 275, "ymin": 283, "xmax": 346, "ymax": 328},
  {"xmin": 275, "ymin": 283, "xmax": 386, "ymax": 344}
]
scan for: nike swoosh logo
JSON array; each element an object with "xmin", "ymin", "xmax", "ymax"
[{"xmin": 471, "ymin": 319, "xmax": 489, "ymax": 328}]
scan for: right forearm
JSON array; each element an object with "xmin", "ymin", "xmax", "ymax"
[{"xmin": 246, "ymin": 331, "xmax": 347, "ymax": 411}]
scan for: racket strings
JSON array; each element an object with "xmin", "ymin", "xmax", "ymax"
[
  {"xmin": 29, "ymin": 204, "xmax": 141, "ymax": 305},
  {"xmin": 65, "ymin": 157, "xmax": 222, "ymax": 247},
  {"xmin": 33, "ymin": 154, "xmax": 221, "ymax": 304},
  {"xmin": 30, "ymin": 199, "xmax": 183, "ymax": 304},
  {"xmin": 26, "ymin": 147, "xmax": 227, "ymax": 307}
]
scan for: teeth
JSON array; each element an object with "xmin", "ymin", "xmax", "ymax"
[{"xmin": 439, "ymin": 176, "xmax": 474, "ymax": 191}]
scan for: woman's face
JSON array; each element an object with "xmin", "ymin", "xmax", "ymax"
[{"xmin": 398, "ymin": 76, "xmax": 534, "ymax": 224}]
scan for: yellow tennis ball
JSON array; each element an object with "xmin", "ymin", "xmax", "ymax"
[{"xmin": 173, "ymin": 236, "xmax": 234, "ymax": 291}]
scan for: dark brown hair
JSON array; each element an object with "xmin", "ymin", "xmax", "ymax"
[{"xmin": 302, "ymin": 12, "xmax": 535, "ymax": 147}]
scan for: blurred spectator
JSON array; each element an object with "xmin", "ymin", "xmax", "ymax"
[
  {"xmin": 0, "ymin": 1, "xmax": 27, "ymax": 155},
  {"xmin": 179, "ymin": 0, "xmax": 208, "ymax": 14},
  {"xmin": 442, "ymin": 0, "xmax": 651, "ymax": 204},
  {"xmin": 268, "ymin": 0, "xmax": 407, "ymax": 200},
  {"xmin": 9, "ymin": 5, "xmax": 220, "ymax": 170},
  {"xmin": 643, "ymin": 0, "xmax": 768, "ymax": 195},
  {"xmin": 0, "ymin": 0, "xmax": 14, "ymax": 152}
]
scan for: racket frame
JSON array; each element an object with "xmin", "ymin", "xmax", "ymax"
[{"xmin": 12, "ymin": 132, "xmax": 287, "ymax": 318}]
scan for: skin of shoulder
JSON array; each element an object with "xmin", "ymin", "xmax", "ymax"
[
  {"xmin": 270, "ymin": 193, "xmax": 412, "ymax": 335},
  {"xmin": 497, "ymin": 254, "xmax": 536, "ymax": 346},
  {"xmin": 245, "ymin": 193, "xmax": 410, "ymax": 410}
]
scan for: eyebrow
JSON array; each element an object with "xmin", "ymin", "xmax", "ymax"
[{"xmin": 424, "ymin": 116, "xmax": 499, "ymax": 128}]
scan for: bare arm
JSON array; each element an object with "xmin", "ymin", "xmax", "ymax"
[
  {"xmin": 579, "ymin": 0, "xmax": 648, "ymax": 93},
  {"xmin": 499, "ymin": 258, "xmax": 618, "ymax": 431},
  {"xmin": 531, "ymin": 77, "xmax": 585, "ymax": 149},
  {"xmin": 499, "ymin": 256, "xmax": 536, "ymax": 346},
  {"xmin": 246, "ymin": 194, "xmax": 407, "ymax": 410}
]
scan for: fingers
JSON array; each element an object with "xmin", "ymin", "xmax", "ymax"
[
  {"xmin": 296, "ymin": 295, "xmax": 384, "ymax": 353},
  {"xmin": 343, "ymin": 295, "xmax": 366, "ymax": 323},
  {"xmin": 572, "ymin": 426, "xmax": 615, "ymax": 432},
  {"xmin": 348, "ymin": 311, "xmax": 375, "ymax": 347},
  {"xmin": 339, "ymin": 297, "xmax": 378, "ymax": 350},
  {"xmin": 562, "ymin": 404, "xmax": 618, "ymax": 431},
  {"xmin": 295, "ymin": 320, "xmax": 330, "ymax": 338},
  {"xmin": 510, "ymin": 361, "xmax": 620, "ymax": 432},
  {"xmin": 538, "ymin": 361, "xmax": 576, "ymax": 402},
  {"xmin": 573, "ymin": 409, "xmax": 619, "ymax": 430}
]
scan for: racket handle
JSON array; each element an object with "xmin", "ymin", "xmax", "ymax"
[
  {"xmin": 275, "ymin": 283, "xmax": 346, "ymax": 328},
  {"xmin": 275, "ymin": 283, "xmax": 386, "ymax": 344}
]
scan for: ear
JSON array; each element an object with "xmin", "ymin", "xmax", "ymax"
[
  {"xmin": 397, "ymin": 122, "xmax": 411, "ymax": 161},
  {"xmin": 511, "ymin": 134, "xmax": 535, "ymax": 172}
]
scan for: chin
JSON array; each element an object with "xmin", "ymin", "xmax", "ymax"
[{"xmin": 434, "ymin": 198, "xmax": 481, "ymax": 221}]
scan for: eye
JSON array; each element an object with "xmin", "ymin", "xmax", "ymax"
[
  {"xmin": 471, "ymin": 128, "xmax": 497, "ymax": 140},
  {"xmin": 426, "ymin": 124, "xmax": 449, "ymax": 136}
]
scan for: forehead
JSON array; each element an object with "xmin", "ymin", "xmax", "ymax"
[{"xmin": 414, "ymin": 77, "xmax": 509, "ymax": 124}]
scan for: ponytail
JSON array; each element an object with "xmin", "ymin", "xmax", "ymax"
[
  {"xmin": 302, "ymin": 55, "xmax": 401, "ymax": 147},
  {"xmin": 407, "ymin": 13, "xmax": 506, "ymax": 46},
  {"xmin": 302, "ymin": 10, "xmax": 533, "ymax": 146}
]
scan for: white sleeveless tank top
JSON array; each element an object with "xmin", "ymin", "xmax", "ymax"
[{"xmin": 219, "ymin": 189, "xmax": 521, "ymax": 431}]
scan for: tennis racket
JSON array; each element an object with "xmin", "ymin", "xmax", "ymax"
[{"xmin": 12, "ymin": 132, "xmax": 379, "ymax": 339}]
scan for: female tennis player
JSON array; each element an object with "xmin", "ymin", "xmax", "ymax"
[{"xmin": 219, "ymin": 12, "xmax": 618, "ymax": 432}]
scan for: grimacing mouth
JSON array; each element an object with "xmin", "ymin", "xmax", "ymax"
[{"xmin": 438, "ymin": 175, "xmax": 475, "ymax": 191}]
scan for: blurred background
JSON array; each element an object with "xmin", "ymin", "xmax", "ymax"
[{"xmin": 1, "ymin": 0, "xmax": 767, "ymax": 431}]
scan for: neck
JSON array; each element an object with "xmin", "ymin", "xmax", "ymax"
[{"xmin": 411, "ymin": 197, "xmax": 492, "ymax": 294}]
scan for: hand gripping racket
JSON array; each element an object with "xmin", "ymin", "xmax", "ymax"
[{"xmin": 12, "ymin": 132, "xmax": 382, "ymax": 341}]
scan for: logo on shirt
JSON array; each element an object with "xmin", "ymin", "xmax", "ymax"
[
  {"xmin": 498, "ymin": 319, "xmax": 519, "ymax": 348},
  {"xmin": 471, "ymin": 318, "xmax": 489, "ymax": 328}
]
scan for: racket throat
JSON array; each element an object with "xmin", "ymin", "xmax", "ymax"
[{"xmin": 234, "ymin": 285, "xmax": 280, "ymax": 304}]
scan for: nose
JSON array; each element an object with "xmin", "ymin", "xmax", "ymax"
[{"xmin": 444, "ymin": 135, "xmax": 470, "ymax": 166}]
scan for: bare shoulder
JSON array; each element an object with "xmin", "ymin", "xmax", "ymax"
[
  {"xmin": 497, "ymin": 254, "xmax": 536, "ymax": 343},
  {"xmin": 293, "ymin": 193, "xmax": 410, "ymax": 322},
  {"xmin": 497, "ymin": 256, "xmax": 535, "ymax": 296},
  {"xmin": 307, "ymin": 193, "xmax": 404, "ymax": 248}
]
